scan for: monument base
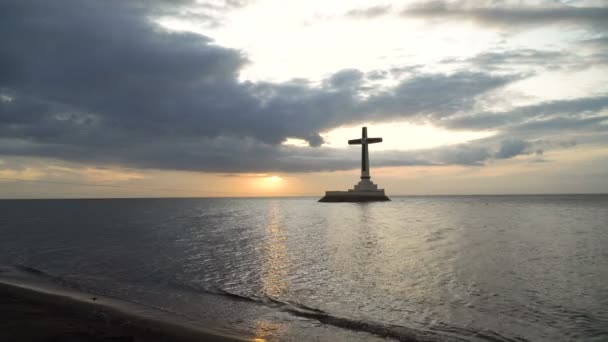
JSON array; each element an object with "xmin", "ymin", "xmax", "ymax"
[
  {"xmin": 319, "ymin": 179, "xmax": 390, "ymax": 202},
  {"xmin": 318, "ymin": 190, "xmax": 390, "ymax": 202}
]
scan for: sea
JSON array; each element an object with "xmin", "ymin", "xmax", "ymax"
[{"xmin": 0, "ymin": 195, "xmax": 607, "ymax": 341}]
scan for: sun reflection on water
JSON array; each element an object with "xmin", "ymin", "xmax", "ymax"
[
  {"xmin": 261, "ymin": 201, "xmax": 289, "ymax": 298},
  {"xmin": 252, "ymin": 319, "xmax": 286, "ymax": 342},
  {"xmin": 253, "ymin": 201, "xmax": 289, "ymax": 340}
]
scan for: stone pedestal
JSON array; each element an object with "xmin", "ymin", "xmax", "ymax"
[
  {"xmin": 318, "ymin": 179, "xmax": 390, "ymax": 202},
  {"xmin": 352, "ymin": 179, "xmax": 378, "ymax": 191}
]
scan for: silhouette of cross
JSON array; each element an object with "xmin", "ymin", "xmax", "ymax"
[{"xmin": 348, "ymin": 127, "xmax": 382, "ymax": 180}]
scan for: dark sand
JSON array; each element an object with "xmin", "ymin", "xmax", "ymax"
[{"xmin": 0, "ymin": 282, "xmax": 246, "ymax": 342}]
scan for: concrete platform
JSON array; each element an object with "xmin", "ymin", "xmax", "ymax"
[
  {"xmin": 319, "ymin": 179, "xmax": 390, "ymax": 202},
  {"xmin": 318, "ymin": 190, "xmax": 390, "ymax": 202}
]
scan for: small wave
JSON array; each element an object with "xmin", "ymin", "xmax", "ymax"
[
  {"xmin": 164, "ymin": 280, "xmax": 532, "ymax": 341},
  {"xmin": 166, "ymin": 279, "xmax": 464, "ymax": 341},
  {"xmin": 4, "ymin": 266, "xmax": 480, "ymax": 342},
  {"xmin": 165, "ymin": 279, "xmax": 261, "ymax": 304},
  {"xmin": 429, "ymin": 322, "xmax": 528, "ymax": 342},
  {"xmin": 5, "ymin": 264, "xmax": 198, "ymax": 320},
  {"xmin": 11, "ymin": 264, "xmax": 111, "ymax": 296},
  {"xmin": 14, "ymin": 264, "xmax": 49, "ymax": 276},
  {"xmin": 283, "ymin": 300, "xmax": 326, "ymax": 314},
  {"xmin": 12, "ymin": 264, "xmax": 73, "ymax": 287},
  {"xmin": 215, "ymin": 288, "xmax": 260, "ymax": 303},
  {"xmin": 283, "ymin": 307, "xmax": 462, "ymax": 342}
]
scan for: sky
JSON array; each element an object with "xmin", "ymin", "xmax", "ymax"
[{"xmin": 1, "ymin": 0, "xmax": 607, "ymax": 198}]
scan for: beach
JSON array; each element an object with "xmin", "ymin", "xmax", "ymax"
[{"xmin": 0, "ymin": 281, "xmax": 245, "ymax": 342}]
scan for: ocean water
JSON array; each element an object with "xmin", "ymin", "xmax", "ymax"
[{"xmin": 0, "ymin": 195, "xmax": 607, "ymax": 341}]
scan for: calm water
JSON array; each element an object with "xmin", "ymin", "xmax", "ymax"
[{"xmin": 0, "ymin": 195, "xmax": 607, "ymax": 341}]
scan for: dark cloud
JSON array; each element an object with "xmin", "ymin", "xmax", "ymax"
[
  {"xmin": 0, "ymin": 135, "xmax": 529, "ymax": 173},
  {"xmin": 442, "ymin": 49, "xmax": 584, "ymax": 71},
  {"xmin": 325, "ymin": 69, "xmax": 365, "ymax": 89},
  {"xmin": 512, "ymin": 116, "xmax": 608, "ymax": 135},
  {"xmin": 471, "ymin": 50, "xmax": 563, "ymax": 66},
  {"xmin": 0, "ymin": 0, "xmax": 604, "ymax": 174},
  {"xmin": 401, "ymin": 1, "xmax": 608, "ymax": 30},
  {"xmin": 363, "ymin": 72, "xmax": 519, "ymax": 121},
  {"xmin": 495, "ymin": 139, "xmax": 530, "ymax": 159},
  {"xmin": 444, "ymin": 46, "xmax": 608, "ymax": 73},
  {"xmin": 163, "ymin": 0, "xmax": 254, "ymax": 28},
  {"xmin": 423, "ymin": 144, "xmax": 491, "ymax": 166},
  {"xmin": 575, "ymin": 36, "xmax": 608, "ymax": 67},
  {"xmin": 346, "ymin": 5, "xmax": 392, "ymax": 19},
  {"xmin": 578, "ymin": 36, "xmax": 608, "ymax": 49},
  {"xmin": 444, "ymin": 96, "xmax": 608, "ymax": 132}
]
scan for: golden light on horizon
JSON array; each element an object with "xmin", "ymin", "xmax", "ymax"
[
  {"xmin": 249, "ymin": 175, "xmax": 285, "ymax": 192},
  {"xmin": 268, "ymin": 175, "xmax": 282, "ymax": 182}
]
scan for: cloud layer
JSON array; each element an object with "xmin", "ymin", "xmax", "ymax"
[
  {"xmin": 400, "ymin": 0, "xmax": 608, "ymax": 30},
  {"xmin": 1, "ymin": 0, "xmax": 607, "ymax": 173}
]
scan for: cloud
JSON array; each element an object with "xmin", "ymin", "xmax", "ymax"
[
  {"xmin": 346, "ymin": 5, "xmax": 392, "ymax": 19},
  {"xmin": 324, "ymin": 69, "xmax": 365, "ymax": 89},
  {"xmin": 421, "ymin": 143, "xmax": 491, "ymax": 166},
  {"xmin": 443, "ymin": 96, "xmax": 608, "ymax": 132},
  {"xmin": 0, "ymin": 0, "xmax": 604, "ymax": 174},
  {"xmin": 578, "ymin": 36, "xmax": 608, "ymax": 50},
  {"xmin": 363, "ymin": 72, "xmax": 520, "ymax": 121},
  {"xmin": 0, "ymin": 135, "xmax": 534, "ymax": 173},
  {"xmin": 442, "ymin": 48, "xmax": 589, "ymax": 72},
  {"xmin": 401, "ymin": 1, "xmax": 608, "ymax": 30},
  {"xmin": 159, "ymin": 0, "xmax": 254, "ymax": 28},
  {"xmin": 495, "ymin": 139, "xmax": 529, "ymax": 159},
  {"xmin": 441, "ymin": 96, "xmax": 608, "ymax": 131},
  {"xmin": 0, "ymin": 0, "xmax": 521, "ymax": 171}
]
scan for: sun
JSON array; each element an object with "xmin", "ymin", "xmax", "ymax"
[{"xmin": 251, "ymin": 175, "xmax": 284, "ymax": 192}]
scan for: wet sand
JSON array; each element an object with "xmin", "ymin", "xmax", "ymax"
[{"xmin": 0, "ymin": 281, "xmax": 246, "ymax": 342}]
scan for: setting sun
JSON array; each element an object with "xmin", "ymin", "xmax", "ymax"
[{"xmin": 250, "ymin": 175, "xmax": 285, "ymax": 192}]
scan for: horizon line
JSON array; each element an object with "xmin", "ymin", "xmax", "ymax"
[{"xmin": 1, "ymin": 193, "xmax": 607, "ymax": 200}]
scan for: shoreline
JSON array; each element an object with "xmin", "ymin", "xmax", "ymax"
[{"xmin": 0, "ymin": 280, "xmax": 248, "ymax": 342}]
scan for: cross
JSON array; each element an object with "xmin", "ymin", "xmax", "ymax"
[{"xmin": 348, "ymin": 127, "xmax": 382, "ymax": 180}]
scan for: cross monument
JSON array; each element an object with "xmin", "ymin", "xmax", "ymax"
[
  {"xmin": 319, "ymin": 126, "xmax": 390, "ymax": 202},
  {"xmin": 348, "ymin": 126, "xmax": 383, "ymax": 181}
]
